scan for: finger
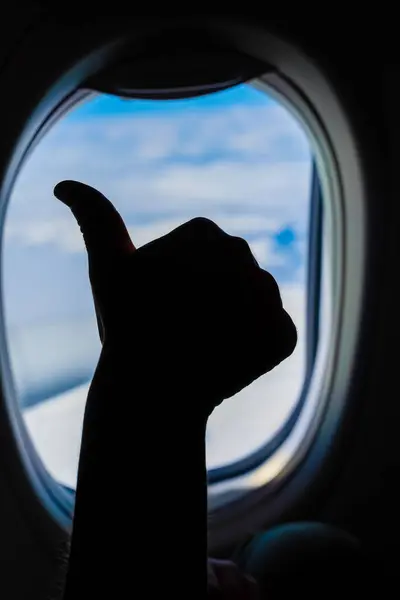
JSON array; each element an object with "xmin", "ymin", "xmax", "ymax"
[
  {"xmin": 54, "ymin": 180, "xmax": 136, "ymax": 262},
  {"xmin": 54, "ymin": 180, "xmax": 135, "ymax": 342}
]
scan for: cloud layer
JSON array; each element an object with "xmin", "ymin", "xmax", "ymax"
[
  {"xmin": 4, "ymin": 95, "xmax": 312, "ymax": 328},
  {"xmin": 3, "ymin": 86, "xmax": 313, "ymax": 484},
  {"xmin": 6, "ymin": 102, "xmax": 311, "ymax": 243}
]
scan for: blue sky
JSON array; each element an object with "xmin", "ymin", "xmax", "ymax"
[
  {"xmin": 5, "ymin": 83, "xmax": 313, "ymax": 472},
  {"xmin": 70, "ymin": 85, "xmax": 274, "ymax": 118},
  {"xmin": 3, "ymin": 83, "xmax": 312, "ymax": 332}
]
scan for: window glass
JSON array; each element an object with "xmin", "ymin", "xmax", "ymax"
[{"xmin": 3, "ymin": 83, "xmax": 312, "ymax": 489}]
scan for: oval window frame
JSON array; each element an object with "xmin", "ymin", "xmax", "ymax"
[{"xmin": 0, "ymin": 19, "xmax": 366, "ymax": 555}]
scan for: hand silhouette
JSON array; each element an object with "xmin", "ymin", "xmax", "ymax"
[
  {"xmin": 54, "ymin": 179, "xmax": 296, "ymax": 599},
  {"xmin": 54, "ymin": 180, "xmax": 297, "ymax": 418}
]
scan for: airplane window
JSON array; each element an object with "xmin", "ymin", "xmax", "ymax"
[{"xmin": 2, "ymin": 83, "xmax": 313, "ymax": 493}]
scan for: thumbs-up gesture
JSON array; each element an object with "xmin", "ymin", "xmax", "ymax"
[
  {"xmin": 54, "ymin": 180, "xmax": 297, "ymax": 418},
  {"xmin": 55, "ymin": 179, "xmax": 296, "ymax": 600}
]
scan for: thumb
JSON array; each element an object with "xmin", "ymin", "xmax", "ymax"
[
  {"xmin": 54, "ymin": 181, "xmax": 135, "ymax": 343},
  {"xmin": 54, "ymin": 180, "xmax": 136, "ymax": 260}
]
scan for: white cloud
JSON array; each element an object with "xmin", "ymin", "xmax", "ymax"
[
  {"xmin": 3, "ymin": 96, "xmax": 312, "ymax": 305},
  {"xmin": 4, "ymin": 213, "xmax": 284, "ymax": 255},
  {"xmin": 5, "ymin": 217, "xmax": 83, "ymax": 252},
  {"xmin": 6, "ymin": 100, "xmax": 311, "ymax": 227},
  {"xmin": 7, "ymin": 93, "xmax": 312, "ymax": 487},
  {"xmin": 123, "ymin": 160, "xmax": 309, "ymax": 210},
  {"xmin": 2, "ymin": 91, "xmax": 311, "ymax": 338},
  {"xmin": 5, "ymin": 92, "xmax": 310, "ymax": 485},
  {"xmin": 31, "ymin": 104, "xmax": 309, "ymax": 165}
]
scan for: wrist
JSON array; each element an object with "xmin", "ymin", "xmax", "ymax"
[{"xmin": 63, "ymin": 348, "xmax": 209, "ymax": 598}]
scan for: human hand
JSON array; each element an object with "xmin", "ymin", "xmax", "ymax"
[
  {"xmin": 54, "ymin": 180, "xmax": 297, "ymax": 418},
  {"xmin": 55, "ymin": 180, "xmax": 296, "ymax": 600}
]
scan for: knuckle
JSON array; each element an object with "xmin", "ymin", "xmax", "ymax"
[
  {"xmin": 188, "ymin": 216, "xmax": 222, "ymax": 234},
  {"xmin": 230, "ymin": 235, "xmax": 250, "ymax": 252},
  {"xmin": 260, "ymin": 269, "xmax": 282, "ymax": 298},
  {"xmin": 229, "ymin": 236, "xmax": 258, "ymax": 266}
]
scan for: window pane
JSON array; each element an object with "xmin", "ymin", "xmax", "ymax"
[{"xmin": 3, "ymin": 83, "xmax": 312, "ymax": 489}]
